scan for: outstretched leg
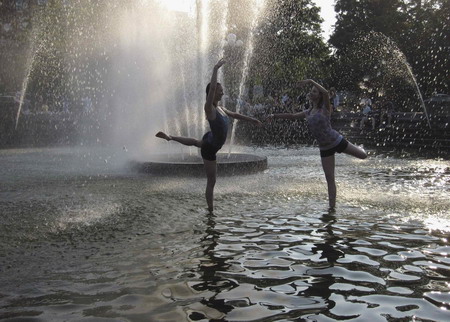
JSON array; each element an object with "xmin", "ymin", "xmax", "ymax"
[
  {"xmin": 203, "ymin": 159, "xmax": 217, "ymax": 213},
  {"xmin": 321, "ymin": 155, "xmax": 336, "ymax": 210},
  {"xmin": 343, "ymin": 142, "xmax": 367, "ymax": 159},
  {"xmin": 155, "ymin": 131, "xmax": 201, "ymax": 147}
]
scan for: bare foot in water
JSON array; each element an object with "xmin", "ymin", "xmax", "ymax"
[{"xmin": 155, "ymin": 131, "xmax": 171, "ymax": 141}]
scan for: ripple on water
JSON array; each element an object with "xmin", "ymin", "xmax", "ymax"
[
  {"xmin": 402, "ymin": 264, "xmax": 424, "ymax": 273},
  {"xmin": 345, "ymin": 294, "xmax": 450, "ymax": 321},
  {"xmin": 329, "ymin": 283, "xmax": 375, "ymax": 293},
  {"xmin": 378, "ymin": 241, "xmax": 405, "ymax": 249},
  {"xmin": 426, "ymin": 246, "xmax": 450, "ymax": 256},
  {"xmin": 353, "ymin": 247, "xmax": 387, "ymax": 256},
  {"xmin": 424, "ymin": 291, "xmax": 450, "ymax": 307},
  {"xmin": 243, "ymin": 257, "xmax": 293, "ymax": 269},
  {"xmin": 413, "ymin": 260, "xmax": 450, "ymax": 272},
  {"xmin": 215, "ymin": 283, "xmax": 326, "ymax": 321},
  {"xmin": 399, "ymin": 250, "xmax": 427, "ymax": 258},
  {"xmin": 329, "ymin": 293, "xmax": 369, "ymax": 319},
  {"xmin": 350, "ymin": 239, "xmax": 373, "ymax": 246},
  {"xmin": 383, "ymin": 254, "xmax": 406, "ymax": 261},
  {"xmin": 386, "ymin": 287, "xmax": 414, "ymax": 295},
  {"xmin": 388, "ymin": 271, "xmax": 422, "ymax": 282},
  {"xmin": 307, "ymin": 267, "xmax": 386, "ymax": 285},
  {"xmin": 337, "ymin": 254, "xmax": 380, "ymax": 266}
]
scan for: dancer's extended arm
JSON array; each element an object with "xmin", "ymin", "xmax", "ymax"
[
  {"xmin": 267, "ymin": 112, "xmax": 306, "ymax": 121},
  {"xmin": 222, "ymin": 107, "xmax": 262, "ymax": 126}
]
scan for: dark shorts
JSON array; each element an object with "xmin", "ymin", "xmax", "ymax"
[
  {"xmin": 201, "ymin": 132, "xmax": 222, "ymax": 161},
  {"xmin": 320, "ymin": 138, "xmax": 349, "ymax": 158}
]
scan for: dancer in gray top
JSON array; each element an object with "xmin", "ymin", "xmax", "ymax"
[
  {"xmin": 267, "ymin": 79, "xmax": 367, "ymax": 210},
  {"xmin": 156, "ymin": 59, "xmax": 262, "ymax": 213}
]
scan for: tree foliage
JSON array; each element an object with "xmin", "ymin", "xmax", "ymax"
[
  {"xmin": 401, "ymin": 0, "xmax": 450, "ymax": 95},
  {"xmin": 330, "ymin": 0, "xmax": 449, "ymax": 99},
  {"xmin": 250, "ymin": 0, "xmax": 330, "ymax": 96}
]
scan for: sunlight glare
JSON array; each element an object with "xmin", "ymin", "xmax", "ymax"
[
  {"xmin": 425, "ymin": 215, "xmax": 450, "ymax": 232},
  {"xmin": 157, "ymin": 0, "xmax": 195, "ymax": 13}
]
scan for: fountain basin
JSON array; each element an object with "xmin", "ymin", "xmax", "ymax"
[{"xmin": 131, "ymin": 153, "xmax": 268, "ymax": 176}]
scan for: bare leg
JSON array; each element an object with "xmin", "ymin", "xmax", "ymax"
[
  {"xmin": 155, "ymin": 131, "xmax": 201, "ymax": 147},
  {"xmin": 203, "ymin": 159, "xmax": 217, "ymax": 213},
  {"xmin": 171, "ymin": 136, "xmax": 202, "ymax": 147},
  {"xmin": 343, "ymin": 142, "xmax": 367, "ymax": 159},
  {"xmin": 321, "ymin": 155, "xmax": 336, "ymax": 210}
]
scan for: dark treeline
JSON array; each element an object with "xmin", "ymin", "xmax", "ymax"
[
  {"xmin": 0, "ymin": 0, "xmax": 448, "ymax": 113},
  {"xmin": 249, "ymin": 0, "xmax": 448, "ymax": 111},
  {"xmin": 330, "ymin": 0, "xmax": 449, "ymax": 96}
]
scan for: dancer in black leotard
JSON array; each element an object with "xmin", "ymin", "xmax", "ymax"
[{"xmin": 156, "ymin": 59, "xmax": 262, "ymax": 213}]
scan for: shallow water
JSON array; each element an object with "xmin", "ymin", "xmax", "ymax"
[{"xmin": 0, "ymin": 146, "xmax": 449, "ymax": 321}]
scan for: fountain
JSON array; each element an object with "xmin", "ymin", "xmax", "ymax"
[
  {"xmin": 227, "ymin": 0, "xmax": 265, "ymax": 156},
  {"xmin": 5, "ymin": 0, "xmax": 268, "ymax": 173},
  {"xmin": 116, "ymin": 0, "xmax": 268, "ymax": 176},
  {"xmin": 354, "ymin": 32, "xmax": 432, "ymax": 128},
  {"xmin": 131, "ymin": 152, "xmax": 267, "ymax": 176}
]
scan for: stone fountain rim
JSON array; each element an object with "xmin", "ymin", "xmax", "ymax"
[{"xmin": 130, "ymin": 152, "xmax": 268, "ymax": 176}]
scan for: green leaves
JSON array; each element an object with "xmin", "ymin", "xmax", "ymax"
[
  {"xmin": 250, "ymin": 0, "xmax": 329, "ymax": 94},
  {"xmin": 330, "ymin": 0, "xmax": 448, "ymax": 98}
]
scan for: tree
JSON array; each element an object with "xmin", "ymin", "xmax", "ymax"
[
  {"xmin": 329, "ymin": 0, "xmax": 448, "ymax": 100},
  {"xmin": 330, "ymin": 0, "xmax": 407, "ymax": 51},
  {"xmin": 250, "ymin": 0, "xmax": 330, "ymax": 96},
  {"xmin": 401, "ymin": 0, "xmax": 449, "ymax": 95}
]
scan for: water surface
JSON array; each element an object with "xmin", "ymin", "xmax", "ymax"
[{"xmin": 0, "ymin": 146, "xmax": 449, "ymax": 321}]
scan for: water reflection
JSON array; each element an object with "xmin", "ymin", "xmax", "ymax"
[
  {"xmin": 307, "ymin": 213, "xmax": 344, "ymax": 313},
  {"xmin": 192, "ymin": 213, "xmax": 234, "ymax": 319},
  {"xmin": 314, "ymin": 212, "xmax": 344, "ymax": 265}
]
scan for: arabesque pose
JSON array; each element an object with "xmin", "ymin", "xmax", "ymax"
[
  {"xmin": 267, "ymin": 79, "xmax": 367, "ymax": 210},
  {"xmin": 156, "ymin": 58, "xmax": 262, "ymax": 212}
]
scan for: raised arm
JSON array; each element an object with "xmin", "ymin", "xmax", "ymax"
[
  {"xmin": 267, "ymin": 111, "xmax": 306, "ymax": 121},
  {"xmin": 298, "ymin": 79, "xmax": 331, "ymax": 113},
  {"xmin": 221, "ymin": 107, "xmax": 263, "ymax": 126},
  {"xmin": 204, "ymin": 58, "xmax": 225, "ymax": 119}
]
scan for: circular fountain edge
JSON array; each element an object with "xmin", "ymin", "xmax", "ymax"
[{"xmin": 130, "ymin": 153, "xmax": 268, "ymax": 176}]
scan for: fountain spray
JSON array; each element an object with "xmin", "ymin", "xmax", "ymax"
[{"xmin": 228, "ymin": 0, "xmax": 266, "ymax": 156}]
